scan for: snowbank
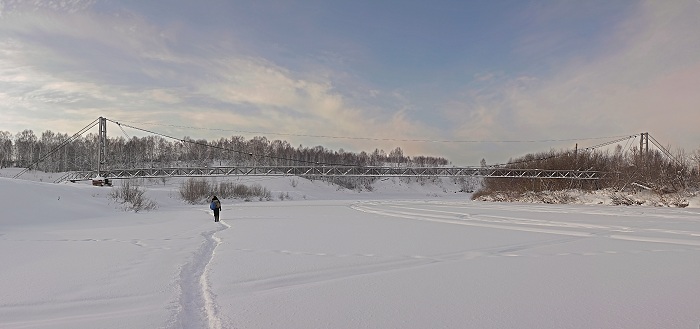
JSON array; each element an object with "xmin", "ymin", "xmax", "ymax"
[{"xmin": 474, "ymin": 188, "xmax": 699, "ymax": 208}]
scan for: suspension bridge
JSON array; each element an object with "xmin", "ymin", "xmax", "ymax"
[{"xmin": 13, "ymin": 117, "xmax": 666, "ymax": 183}]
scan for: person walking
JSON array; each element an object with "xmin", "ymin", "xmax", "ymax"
[{"xmin": 210, "ymin": 196, "xmax": 222, "ymax": 222}]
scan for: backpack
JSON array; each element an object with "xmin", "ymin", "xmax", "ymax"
[{"xmin": 210, "ymin": 201, "xmax": 216, "ymax": 210}]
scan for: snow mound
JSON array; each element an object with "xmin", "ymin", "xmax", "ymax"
[{"xmin": 0, "ymin": 177, "xmax": 117, "ymax": 227}]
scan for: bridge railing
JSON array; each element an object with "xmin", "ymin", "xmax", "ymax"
[{"xmin": 56, "ymin": 166, "xmax": 616, "ymax": 183}]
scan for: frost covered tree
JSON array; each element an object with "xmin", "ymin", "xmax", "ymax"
[
  {"xmin": 0, "ymin": 131, "xmax": 13, "ymax": 168},
  {"xmin": 14, "ymin": 130, "xmax": 38, "ymax": 168},
  {"xmin": 389, "ymin": 147, "xmax": 404, "ymax": 167}
]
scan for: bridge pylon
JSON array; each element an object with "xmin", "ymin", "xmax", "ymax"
[
  {"xmin": 639, "ymin": 132, "xmax": 649, "ymax": 173},
  {"xmin": 97, "ymin": 117, "xmax": 107, "ymax": 177}
]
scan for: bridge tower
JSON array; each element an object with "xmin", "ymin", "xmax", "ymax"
[
  {"xmin": 97, "ymin": 117, "xmax": 107, "ymax": 177},
  {"xmin": 639, "ymin": 132, "xmax": 649, "ymax": 174},
  {"xmin": 639, "ymin": 132, "xmax": 649, "ymax": 158}
]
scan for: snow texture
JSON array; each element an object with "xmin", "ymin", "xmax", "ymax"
[{"xmin": 1, "ymin": 170, "xmax": 700, "ymax": 328}]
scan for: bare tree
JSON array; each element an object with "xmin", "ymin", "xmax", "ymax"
[
  {"xmin": 14, "ymin": 130, "xmax": 37, "ymax": 168},
  {"xmin": 0, "ymin": 131, "xmax": 12, "ymax": 168}
]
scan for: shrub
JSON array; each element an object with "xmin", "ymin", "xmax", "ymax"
[
  {"xmin": 475, "ymin": 147, "xmax": 692, "ymax": 199},
  {"xmin": 110, "ymin": 181, "xmax": 157, "ymax": 212},
  {"xmin": 179, "ymin": 178, "xmax": 213, "ymax": 203},
  {"xmin": 179, "ymin": 178, "xmax": 272, "ymax": 203}
]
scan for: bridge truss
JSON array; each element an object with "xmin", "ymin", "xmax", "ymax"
[{"xmin": 57, "ymin": 165, "xmax": 615, "ymax": 183}]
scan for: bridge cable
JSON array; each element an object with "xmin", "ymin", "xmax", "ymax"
[
  {"xmin": 114, "ymin": 120, "xmax": 632, "ymax": 144},
  {"xmin": 107, "ymin": 119, "xmax": 643, "ymax": 172},
  {"xmin": 13, "ymin": 118, "xmax": 100, "ymax": 179},
  {"xmin": 648, "ymin": 134, "xmax": 682, "ymax": 166},
  {"xmin": 622, "ymin": 135, "xmax": 636, "ymax": 155},
  {"xmin": 117, "ymin": 124, "xmax": 131, "ymax": 139},
  {"xmin": 487, "ymin": 134, "xmax": 638, "ymax": 168},
  {"xmin": 582, "ymin": 135, "xmax": 640, "ymax": 151},
  {"xmin": 106, "ymin": 119, "xmax": 357, "ymax": 167}
]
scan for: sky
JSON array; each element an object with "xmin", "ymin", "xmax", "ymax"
[{"xmin": 1, "ymin": 0, "xmax": 699, "ymax": 166}]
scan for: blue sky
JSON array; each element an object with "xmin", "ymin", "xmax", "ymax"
[{"xmin": 1, "ymin": 0, "xmax": 699, "ymax": 165}]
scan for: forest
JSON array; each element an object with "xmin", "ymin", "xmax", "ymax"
[{"xmin": 0, "ymin": 129, "xmax": 449, "ymax": 172}]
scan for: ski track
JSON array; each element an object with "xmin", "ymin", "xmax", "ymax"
[
  {"xmin": 175, "ymin": 219, "xmax": 230, "ymax": 329},
  {"xmin": 352, "ymin": 201, "xmax": 700, "ymax": 247},
  {"xmin": 231, "ymin": 201, "xmax": 700, "ymax": 296},
  {"xmin": 3, "ymin": 306, "xmax": 158, "ymax": 329},
  {"xmin": 230, "ymin": 235, "xmax": 596, "ymax": 296}
]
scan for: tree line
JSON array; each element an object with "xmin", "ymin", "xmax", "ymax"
[{"xmin": 0, "ymin": 129, "xmax": 449, "ymax": 172}]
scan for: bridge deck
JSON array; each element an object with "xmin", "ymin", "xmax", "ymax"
[{"xmin": 57, "ymin": 166, "xmax": 614, "ymax": 183}]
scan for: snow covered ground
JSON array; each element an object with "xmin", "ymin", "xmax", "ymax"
[{"xmin": 1, "ymin": 170, "xmax": 700, "ymax": 328}]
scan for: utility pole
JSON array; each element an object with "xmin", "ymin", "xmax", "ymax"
[{"xmin": 98, "ymin": 117, "xmax": 107, "ymax": 177}]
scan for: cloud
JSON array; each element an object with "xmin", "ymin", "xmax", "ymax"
[
  {"xmin": 441, "ymin": 0, "xmax": 700, "ymax": 163},
  {"xmin": 0, "ymin": 0, "xmax": 95, "ymax": 17},
  {"xmin": 0, "ymin": 3, "xmax": 437, "ymax": 158},
  {"xmin": 191, "ymin": 56, "xmax": 432, "ymax": 151},
  {"xmin": 4, "ymin": 1, "xmax": 696, "ymax": 166}
]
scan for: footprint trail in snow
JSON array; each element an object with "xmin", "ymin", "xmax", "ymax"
[{"xmin": 175, "ymin": 219, "xmax": 230, "ymax": 329}]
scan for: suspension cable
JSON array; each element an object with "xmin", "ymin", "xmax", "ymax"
[
  {"xmin": 622, "ymin": 135, "xmax": 637, "ymax": 154},
  {"xmin": 114, "ymin": 120, "xmax": 632, "ymax": 144},
  {"xmin": 487, "ymin": 135, "xmax": 638, "ymax": 168},
  {"xmin": 107, "ymin": 119, "xmax": 356, "ymax": 167},
  {"xmin": 109, "ymin": 118, "xmax": 647, "ymax": 170},
  {"xmin": 117, "ymin": 123, "xmax": 131, "ymax": 139},
  {"xmin": 648, "ymin": 134, "xmax": 682, "ymax": 166},
  {"xmin": 13, "ymin": 118, "xmax": 100, "ymax": 179},
  {"xmin": 582, "ymin": 135, "xmax": 639, "ymax": 151}
]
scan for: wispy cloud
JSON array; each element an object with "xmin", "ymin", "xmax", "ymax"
[{"xmin": 0, "ymin": 2, "xmax": 433, "ymax": 157}]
